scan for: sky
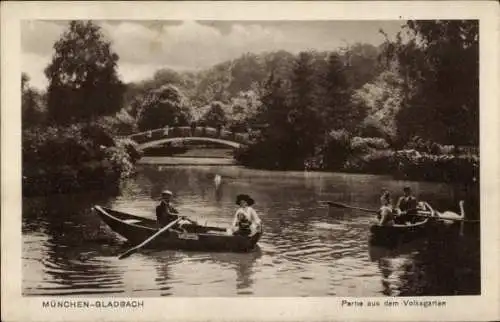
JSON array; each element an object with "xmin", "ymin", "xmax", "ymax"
[{"xmin": 21, "ymin": 20, "xmax": 405, "ymax": 90}]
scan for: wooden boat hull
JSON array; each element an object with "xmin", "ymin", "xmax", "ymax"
[
  {"xmin": 94, "ymin": 206, "xmax": 262, "ymax": 252},
  {"xmin": 369, "ymin": 215, "xmax": 433, "ymax": 245}
]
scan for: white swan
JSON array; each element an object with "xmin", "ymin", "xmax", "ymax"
[
  {"xmin": 438, "ymin": 200, "xmax": 465, "ymax": 225},
  {"xmin": 417, "ymin": 200, "xmax": 465, "ymax": 226}
]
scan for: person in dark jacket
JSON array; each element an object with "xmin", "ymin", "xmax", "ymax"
[
  {"xmin": 156, "ymin": 190, "xmax": 179, "ymax": 226},
  {"xmin": 396, "ymin": 186, "xmax": 418, "ymax": 222}
]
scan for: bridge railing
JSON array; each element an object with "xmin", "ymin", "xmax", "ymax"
[{"xmin": 127, "ymin": 126, "xmax": 251, "ymax": 146}]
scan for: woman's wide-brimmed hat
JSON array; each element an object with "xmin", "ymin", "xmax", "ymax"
[{"xmin": 236, "ymin": 194, "xmax": 255, "ymax": 206}]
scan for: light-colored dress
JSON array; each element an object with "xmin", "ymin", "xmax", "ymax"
[
  {"xmin": 231, "ymin": 206, "xmax": 262, "ymax": 235},
  {"xmin": 378, "ymin": 205, "xmax": 395, "ymax": 226}
]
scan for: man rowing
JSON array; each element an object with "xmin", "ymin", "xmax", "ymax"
[
  {"xmin": 395, "ymin": 186, "xmax": 418, "ymax": 223},
  {"xmin": 156, "ymin": 190, "xmax": 179, "ymax": 226},
  {"xmin": 156, "ymin": 190, "xmax": 195, "ymax": 229}
]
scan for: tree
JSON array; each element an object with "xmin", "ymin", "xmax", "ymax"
[
  {"xmin": 260, "ymin": 72, "xmax": 290, "ymax": 136},
  {"xmin": 137, "ymin": 84, "xmax": 191, "ymax": 131},
  {"xmin": 195, "ymin": 62, "xmax": 233, "ymax": 106},
  {"xmin": 124, "ymin": 69, "xmax": 196, "ymax": 118},
  {"xmin": 228, "ymin": 53, "xmax": 266, "ymax": 96},
  {"xmin": 22, "ymin": 73, "xmax": 45, "ymax": 127},
  {"xmin": 384, "ymin": 20, "xmax": 479, "ymax": 146},
  {"xmin": 44, "ymin": 20, "xmax": 124, "ymax": 124},
  {"xmin": 238, "ymin": 72, "xmax": 299, "ymax": 169},
  {"xmin": 228, "ymin": 90, "xmax": 262, "ymax": 128},
  {"xmin": 352, "ymin": 70, "xmax": 405, "ymax": 142},
  {"xmin": 263, "ymin": 50, "xmax": 295, "ymax": 81},
  {"xmin": 202, "ymin": 101, "xmax": 228, "ymax": 128},
  {"xmin": 288, "ymin": 51, "xmax": 324, "ymax": 158},
  {"xmin": 320, "ymin": 53, "xmax": 357, "ymax": 131},
  {"xmin": 341, "ymin": 43, "xmax": 382, "ymax": 89}
]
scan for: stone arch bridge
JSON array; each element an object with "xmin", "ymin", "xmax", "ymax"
[{"xmin": 126, "ymin": 126, "xmax": 252, "ymax": 151}]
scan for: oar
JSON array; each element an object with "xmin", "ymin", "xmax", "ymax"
[
  {"xmin": 325, "ymin": 201, "xmax": 430, "ymax": 217},
  {"xmin": 118, "ymin": 217, "xmax": 181, "ymax": 259},
  {"xmin": 322, "ymin": 201, "xmax": 378, "ymax": 213}
]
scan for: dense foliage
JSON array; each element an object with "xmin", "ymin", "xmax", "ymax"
[
  {"xmin": 22, "ymin": 121, "xmax": 141, "ymax": 195},
  {"xmin": 23, "ymin": 21, "xmax": 140, "ymax": 196},
  {"xmin": 22, "ymin": 73, "xmax": 46, "ymax": 127},
  {"xmin": 136, "ymin": 84, "xmax": 191, "ymax": 131},
  {"xmin": 383, "ymin": 20, "xmax": 479, "ymax": 146},
  {"xmin": 45, "ymin": 21, "xmax": 125, "ymax": 125},
  {"xmin": 201, "ymin": 101, "xmax": 228, "ymax": 128},
  {"xmin": 234, "ymin": 21, "xmax": 477, "ymax": 183},
  {"xmin": 23, "ymin": 19, "xmax": 479, "ymax": 189}
]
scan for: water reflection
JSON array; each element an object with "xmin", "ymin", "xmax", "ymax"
[
  {"xmin": 23, "ymin": 192, "xmax": 127, "ymax": 296},
  {"xmin": 23, "ymin": 164, "xmax": 480, "ymax": 296},
  {"xmin": 214, "ymin": 181, "xmax": 224, "ymax": 203},
  {"xmin": 368, "ymin": 225, "xmax": 480, "ymax": 297},
  {"xmin": 151, "ymin": 252, "xmax": 183, "ymax": 296},
  {"xmin": 369, "ymin": 239, "xmax": 425, "ymax": 296}
]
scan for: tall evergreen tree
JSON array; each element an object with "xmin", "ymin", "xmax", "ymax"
[
  {"xmin": 322, "ymin": 53, "xmax": 356, "ymax": 131},
  {"xmin": 288, "ymin": 51, "xmax": 323, "ymax": 159},
  {"xmin": 254, "ymin": 72, "xmax": 300, "ymax": 168}
]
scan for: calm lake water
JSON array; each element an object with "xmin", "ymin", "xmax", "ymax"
[{"xmin": 22, "ymin": 163, "xmax": 480, "ymax": 296}]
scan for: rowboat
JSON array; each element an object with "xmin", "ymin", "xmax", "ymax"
[
  {"xmin": 369, "ymin": 214, "xmax": 433, "ymax": 245},
  {"xmin": 94, "ymin": 206, "xmax": 262, "ymax": 252}
]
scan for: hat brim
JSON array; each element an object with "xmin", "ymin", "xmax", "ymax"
[{"xmin": 236, "ymin": 194, "xmax": 255, "ymax": 206}]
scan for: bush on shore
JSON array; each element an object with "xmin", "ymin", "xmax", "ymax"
[
  {"xmin": 22, "ymin": 121, "xmax": 141, "ymax": 196},
  {"xmin": 237, "ymin": 132, "xmax": 478, "ymax": 184},
  {"xmin": 392, "ymin": 149, "xmax": 478, "ymax": 183}
]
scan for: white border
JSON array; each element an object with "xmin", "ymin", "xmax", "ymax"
[{"xmin": 2, "ymin": 1, "xmax": 499, "ymax": 321}]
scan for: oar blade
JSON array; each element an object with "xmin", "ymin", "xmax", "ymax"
[
  {"xmin": 118, "ymin": 247, "xmax": 137, "ymax": 260},
  {"xmin": 322, "ymin": 201, "xmax": 349, "ymax": 208}
]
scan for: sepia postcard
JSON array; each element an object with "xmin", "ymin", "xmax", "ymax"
[{"xmin": 1, "ymin": 1, "xmax": 499, "ymax": 321}]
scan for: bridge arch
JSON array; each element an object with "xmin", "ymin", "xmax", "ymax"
[
  {"xmin": 136, "ymin": 137, "xmax": 242, "ymax": 150},
  {"xmin": 127, "ymin": 126, "xmax": 250, "ymax": 151}
]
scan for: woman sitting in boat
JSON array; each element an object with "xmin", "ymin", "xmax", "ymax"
[
  {"xmin": 377, "ymin": 191, "xmax": 395, "ymax": 226},
  {"xmin": 231, "ymin": 194, "xmax": 262, "ymax": 236}
]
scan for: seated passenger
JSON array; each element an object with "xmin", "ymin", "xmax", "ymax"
[
  {"xmin": 377, "ymin": 191, "xmax": 395, "ymax": 226},
  {"xmin": 231, "ymin": 194, "xmax": 262, "ymax": 236}
]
